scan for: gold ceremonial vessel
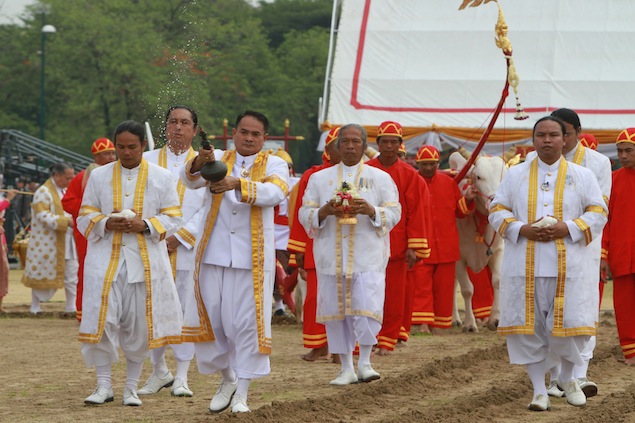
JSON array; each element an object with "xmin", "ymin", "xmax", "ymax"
[
  {"xmin": 12, "ymin": 226, "xmax": 30, "ymax": 269},
  {"xmin": 337, "ymin": 213, "xmax": 358, "ymax": 225}
]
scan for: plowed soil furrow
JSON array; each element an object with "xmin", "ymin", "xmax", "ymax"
[{"xmin": 2, "ymin": 311, "xmax": 634, "ymax": 423}]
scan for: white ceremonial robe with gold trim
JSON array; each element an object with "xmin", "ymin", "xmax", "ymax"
[
  {"xmin": 77, "ymin": 160, "xmax": 184, "ymax": 349},
  {"xmin": 274, "ymin": 175, "xmax": 300, "ymax": 250},
  {"xmin": 144, "ymin": 146, "xmax": 205, "ymax": 272},
  {"xmin": 489, "ymin": 157, "xmax": 607, "ymax": 336},
  {"xmin": 180, "ymin": 150, "xmax": 289, "ymax": 361},
  {"xmin": 299, "ymin": 161, "xmax": 401, "ymax": 323}
]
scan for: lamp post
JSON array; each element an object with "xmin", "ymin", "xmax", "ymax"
[{"xmin": 39, "ymin": 21, "xmax": 56, "ymax": 141}]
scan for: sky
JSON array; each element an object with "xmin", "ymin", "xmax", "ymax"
[{"xmin": 0, "ymin": 0, "xmax": 37, "ymax": 25}]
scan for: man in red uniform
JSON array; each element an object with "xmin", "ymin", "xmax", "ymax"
[
  {"xmin": 579, "ymin": 133, "xmax": 599, "ymax": 150},
  {"xmin": 62, "ymin": 138, "xmax": 116, "ymax": 321},
  {"xmin": 288, "ymin": 127, "xmax": 341, "ymax": 361},
  {"xmin": 411, "ymin": 145, "xmax": 477, "ymax": 333},
  {"xmin": 367, "ymin": 121, "xmax": 430, "ymax": 354},
  {"xmin": 602, "ymin": 127, "xmax": 635, "ymax": 365}
]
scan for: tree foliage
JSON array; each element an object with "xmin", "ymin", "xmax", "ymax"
[{"xmin": 0, "ymin": 0, "xmax": 333, "ymax": 171}]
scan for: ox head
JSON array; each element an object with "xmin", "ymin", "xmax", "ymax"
[{"xmin": 449, "ymin": 149, "xmax": 508, "ymax": 212}]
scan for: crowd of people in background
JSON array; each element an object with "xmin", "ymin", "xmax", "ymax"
[{"xmin": 1, "ymin": 106, "xmax": 635, "ymax": 415}]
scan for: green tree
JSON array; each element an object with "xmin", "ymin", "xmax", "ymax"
[{"xmin": 258, "ymin": 0, "xmax": 332, "ymax": 48}]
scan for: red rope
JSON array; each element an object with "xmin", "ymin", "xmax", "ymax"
[{"xmin": 454, "ymin": 56, "xmax": 512, "ymax": 183}]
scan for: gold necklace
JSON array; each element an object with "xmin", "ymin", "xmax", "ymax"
[{"xmin": 240, "ymin": 161, "xmax": 249, "ymax": 178}]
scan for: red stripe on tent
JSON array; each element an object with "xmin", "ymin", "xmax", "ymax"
[{"xmin": 349, "ymin": 0, "xmax": 635, "ymax": 116}]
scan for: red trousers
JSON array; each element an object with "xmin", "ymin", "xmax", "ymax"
[
  {"xmin": 410, "ymin": 261, "xmax": 434, "ymax": 325},
  {"xmin": 377, "ymin": 259, "xmax": 407, "ymax": 350},
  {"xmin": 302, "ymin": 269, "xmax": 327, "ymax": 349},
  {"xmin": 399, "ymin": 264, "xmax": 417, "ymax": 342},
  {"xmin": 412, "ymin": 262, "xmax": 455, "ymax": 328},
  {"xmin": 467, "ymin": 267, "xmax": 494, "ymax": 320},
  {"xmin": 613, "ymin": 274, "xmax": 635, "ymax": 359}
]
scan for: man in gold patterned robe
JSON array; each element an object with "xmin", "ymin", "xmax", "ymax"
[{"xmin": 21, "ymin": 162, "xmax": 77, "ymax": 314}]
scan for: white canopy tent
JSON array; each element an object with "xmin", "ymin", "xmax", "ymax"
[{"xmin": 318, "ymin": 0, "xmax": 635, "ymax": 159}]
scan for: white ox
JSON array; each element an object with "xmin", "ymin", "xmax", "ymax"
[{"xmin": 449, "ymin": 151, "xmax": 508, "ymax": 332}]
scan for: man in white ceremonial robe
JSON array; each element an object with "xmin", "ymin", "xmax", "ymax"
[
  {"xmin": 139, "ymin": 105, "xmax": 206, "ymax": 398},
  {"xmin": 78, "ymin": 121, "xmax": 184, "ymax": 407},
  {"xmin": 489, "ymin": 116, "xmax": 607, "ymax": 412},
  {"xmin": 299, "ymin": 123, "xmax": 401, "ymax": 386},
  {"xmin": 180, "ymin": 111, "xmax": 289, "ymax": 414},
  {"xmin": 21, "ymin": 162, "xmax": 78, "ymax": 314},
  {"xmin": 527, "ymin": 108, "xmax": 612, "ymax": 398}
]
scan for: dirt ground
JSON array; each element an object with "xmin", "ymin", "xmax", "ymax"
[{"xmin": 2, "ymin": 269, "xmax": 635, "ymax": 423}]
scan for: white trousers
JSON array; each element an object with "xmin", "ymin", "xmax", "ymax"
[
  {"xmin": 194, "ymin": 264, "xmax": 273, "ymax": 379},
  {"xmin": 31, "ymin": 258, "xmax": 79, "ymax": 312},
  {"xmin": 507, "ymin": 277, "xmax": 588, "ymax": 366},
  {"xmin": 81, "ymin": 264, "xmax": 149, "ymax": 367},
  {"xmin": 325, "ymin": 316, "xmax": 381, "ymax": 354}
]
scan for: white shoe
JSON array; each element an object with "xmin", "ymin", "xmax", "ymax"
[
  {"xmin": 209, "ymin": 379, "xmax": 237, "ymax": 412},
  {"xmin": 171, "ymin": 378, "xmax": 193, "ymax": 397},
  {"xmin": 329, "ymin": 370, "xmax": 358, "ymax": 386},
  {"xmin": 230, "ymin": 393, "xmax": 250, "ymax": 413},
  {"xmin": 122, "ymin": 388, "xmax": 142, "ymax": 406},
  {"xmin": 578, "ymin": 377, "xmax": 598, "ymax": 398},
  {"xmin": 546, "ymin": 380, "xmax": 564, "ymax": 397},
  {"xmin": 527, "ymin": 394, "xmax": 551, "ymax": 411},
  {"xmin": 357, "ymin": 364, "xmax": 380, "ymax": 383},
  {"xmin": 137, "ymin": 371, "xmax": 174, "ymax": 395},
  {"xmin": 84, "ymin": 386, "xmax": 114, "ymax": 405},
  {"xmin": 561, "ymin": 379, "xmax": 586, "ymax": 407}
]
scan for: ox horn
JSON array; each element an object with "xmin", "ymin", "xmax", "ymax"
[
  {"xmin": 458, "ymin": 146, "xmax": 471, "ymax": 160},
  {"xmin": 365, "ymin": 146, "xmax": 379, "ymax": 159},
  {"xmin": 502, "ymin": 146, "xmax": 518, "ymax": 163}
]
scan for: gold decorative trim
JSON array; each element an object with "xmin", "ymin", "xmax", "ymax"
[
  {"xmin": 80, "ymin": 205, "xmax": 101, "ymax": 215},
  {"xmin": 490, "ymin": 204, "xmax": 511, "ymax": 213},
  {"xmin": 263, "ymin": 174, "xmax": 289, "ymax": 196}
]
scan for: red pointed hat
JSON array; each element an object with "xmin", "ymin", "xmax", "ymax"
[
  {"xmin": 416, "ymin": 145, "xmax": 440, "ymax": 162},
  {"xmin": 91, "ymin": 137, "xmax": 115, "ymax": 155},
  {"xmin": 325, "ymin": 127, "xmax": 341, "ymax": 146},
  {"xmin": 377, "ymin": 121, "xmax": 403, "ymax": 140},
  {"xmin": 579, "ymin": 133, "xmax": 598, "ymax": 150},
  {"xmin": 398, "ymin": 143, "xmax": 407, "ymax": 155},
  {"xmin": 616, "ymin": 128, "xmax": 635, "ymax": 145}
]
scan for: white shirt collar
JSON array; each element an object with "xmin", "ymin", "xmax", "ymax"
[{"xmin": 537, "ymin": 156, "xmax": 562, "ymax": 172}]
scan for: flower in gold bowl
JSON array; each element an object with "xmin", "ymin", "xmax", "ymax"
[{"xmin": 333, "ymin": 181, "xmax": 360, "ymax": 225}]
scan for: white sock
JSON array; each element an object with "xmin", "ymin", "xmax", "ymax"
[
  {"xmin": 236, "ymin": 378, "xmax": 250, "ymax": 399},
  {"xmin": 152, "ymin": 348, "xmax": 169, "ymax": 377},
  {"xmin": 526, "ymin": 361, "xmax": 547, "ymax": 396},
  {"xmin": 358, "ymin": 345, "xmax": 373, "ymax": 368},
  {"xmin": 96, "ymin": 364, "xmax": 112, "ymax": 389},
  {"xmin": 339, "ymin": 352, "xmax": 355, "ymax": 373},
  {"xmin": 274, "ymin": 299, "xmax": 284, "ymax": 311},
  {"xmin": 126, "ymin": 360, "xmax": 144, "ymax": 391},
  {"xmin": 548, "ymin": 363, "xmax": 560, "ymax": 383},
  {"xmin": 221, "ymin": 367, "xmax": 237, "ymax": 384},
  {"xmin": 558, "ymin": 359, "xmax": 575, "ymax": 386},
  {"xmin": 175, "ymin": 360, "xmax": 190, "ymax": 382},
  {"xmin": 31, "ymin": 293, "xmax": 40, "ymax": 312},
  {"xmin": 574, "ymin": 359, "xmax": 590, "ymax": 380}
]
